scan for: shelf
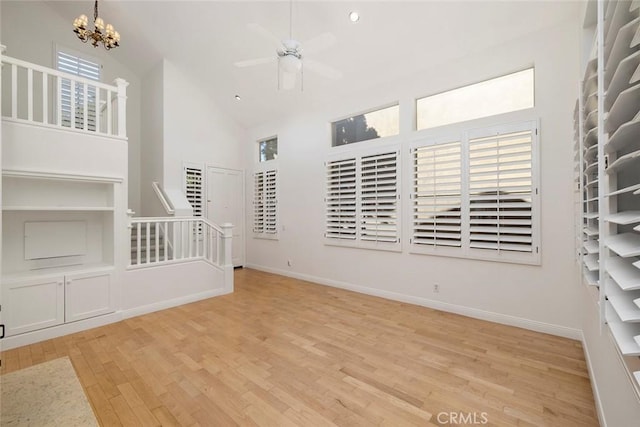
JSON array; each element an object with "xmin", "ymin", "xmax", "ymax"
[
  {"xmin": 584, "ymin": 126, "xmax": 598, "ymax": 147},
  {"xmin": 607, "ymin": 232, "xmax": 640, "ymax": 257},
  {"xmin": 584, "ymin": 239, "xmax": 600, "ymax": 254},
  {"xmin": 606, "ymin": 83, "xmax": 640, "ymax": 133},
  {"xmin": 584, "ymin": 254, "xmax": 600, "ymax": 272},
  {"xmin": 609, "ymin": 256, "xmax": 640, "ymax": 291},
  {"xmin": 605, "ymin": 116, "xmax": 640, "ymax": 153},
  {"xmin": 584, "ymin": 269, "xmax": 599, "ymax": 287},
  {"xmin": 585, "ymin": 109, "xmax": 599, "ymax": 131},
  {"xmin": 605, "ymin": 17, "xmax": 640, "ymax": 87},
  {"xmin": 607, "ymin": 283, "xmax": 640, "ymax": 322},
  {"xmin": 584, "ymin": 226, "xmax": 599, "ymax": 236},
  {"xmin": 606, "ymin": 149, "xmax": 640, "ymax": 174},
  {"xmin": 608, "ymin": 183, "xmax": 640, "ymax": 197},
  {"xmin": 607, "ymin": 211, "xmax": 640, "ymax": 225},
  {"xmin": 606, "ymin": 49, "xmax": 640, "ymax": 108},
  {"xmin": 2, "ymin": 206, "xmax": 115, "ymax": 212}
]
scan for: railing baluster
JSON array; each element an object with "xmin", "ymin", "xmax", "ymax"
[
  {"xmin": 107, "ymin": 90, "xmax": 112, "ymax": 135},
  {"xmin": 56, "ymin": 76, "xmax": 62, "ymax": 126},
  {"xmin": 42, "ymin": 72, "xmax": 48, "ymax": 125},
  {"xmin": 164, "ymin": 222, "xmax": 169, "ymax": 261},
  {"xmin": 27, "ymin": 68, "xmax": 33, "ymax": 121},
  {"xmin": 155, "ymin": 222, "xmax": 160, "ymax": 263},
  {"xmin": 95, "ymin": 87, "xmax": 101, "ymax": 133},
  {"xmin": 173, "ymin": 221, "xmax": 178, "ymax": 260},
  {"xmin": 146, "ymin": 222, "xmax": 151, "ymax": 264},
  {"xmin": 70, "ymin": 80, "xmax": 76, "ymax": 129},
  {"xmin": 83, "ymin": 83, "xmax": 88, "ymax": 131},
  {"xmin": 188, "ymin": 220, "xmax": 193, "ymax": 258},
  {"xmin": 136, "ymin": 223, "xmax": 141, "ymax": 265},
  {"xmin": 11, "ymin": 64, "xmax": 17, "ymax": 119}
]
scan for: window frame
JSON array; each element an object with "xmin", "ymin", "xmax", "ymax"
[
  {"xmin": 325, "ymin": 143, "xmax": 401, "ymax": 252},
  {"xmin": 258, "ymin": 135, "xmax": 278, "ymax": 163},
  {"xmin": 408, "ymin": 119, "xmax": 541, "ymax": 265}
]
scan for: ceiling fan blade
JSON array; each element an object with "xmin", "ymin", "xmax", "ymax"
[
  {"xmin": 304, "ymin": 59, "xmax": 343, "ymax": 80},
  {"xmin": 234, "ymin": 56, "xmax": 276, "ymax": 68},
  {"xmin": 302, "ymin": 33, "xmax": 336, "ymax": 54},
  {"xmin": 247, "ymin": 23, "xmax": 284, "ymax": 50}
]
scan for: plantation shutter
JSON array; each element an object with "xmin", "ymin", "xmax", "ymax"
[
  {"xmin": 57, "ymin": 50, "xmax": 100, "ymax": 131},
  {"xmin": 184, "ymin": 166, "xmax": 203, "ymax": 218},
  {"xmin": 253, "ymin": 171, "xmax": 266, "ymax": 234},
  {"xmin": 468, "ymin": 128, "xmax": 534, "ymax": 252},
  {"xmin": 412, "ymin": 140, "xmax": 462, "ymax": 247},
  {"xmin": 360, "ymin": 151, "xmax": 399, "ymax": 243},
  {"xmin": 326, "ymin": 158, "xmax": 357, "ymax": 240},
  {"xmin": 264, "ymin": 170, "xmax": 278, "ymax": 234}
]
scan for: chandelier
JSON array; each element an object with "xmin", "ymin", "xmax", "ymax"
[{"xmin": 73, "ymin": 0, "xmax": 120, "ymax": 50}]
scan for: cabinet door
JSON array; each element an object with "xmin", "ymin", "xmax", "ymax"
[
  {"xmin": 3, "ymin": 277, "xmax": 64, "ymax": 336},
  {"xmin": 65, "ymin": 271, "xmax": 114, "ymax": 322}
]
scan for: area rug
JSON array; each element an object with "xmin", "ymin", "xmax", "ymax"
[{"xmin": 0, "ymin": 356, "xmax": 98, "ymax": 426}]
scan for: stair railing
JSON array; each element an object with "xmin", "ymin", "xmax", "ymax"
[{"xmin": 129, "ymin": 217, "xmax": 232, "ymax": 269}]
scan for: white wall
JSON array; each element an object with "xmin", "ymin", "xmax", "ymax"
[
  {"xmin": 161, "ymin": 60, "xmax": 247, "ymax": 191},
  {"xmin": 0, "ymin": 1, "xmax": 142, "ymax": 213},
  {"xmin": 139, "ymin": 60, "xmax": 166, "ymax": 217},
  {"xmin": 246, "ymin": 19, "xmax": 582, "ymax": 335}
]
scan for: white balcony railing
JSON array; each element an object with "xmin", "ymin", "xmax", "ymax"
[
  {"xmin": 129, "ymin": 216, "xmax": 233, "ymax": 269},
  {"xmin": 1, "ymin": 51, "xmax": 127, "ymax": 138}
]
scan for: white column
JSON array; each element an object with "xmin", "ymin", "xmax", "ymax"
[
  {"xmin": 221, "ymin": 223, "xmax": 234, "ymax": 294},
  {"xmin": 113, "ymin": 78, "xmax": 129, "ymax": 138}
]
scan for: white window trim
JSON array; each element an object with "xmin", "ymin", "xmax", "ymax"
[
  {"xmin": 408, "ymin": 119, "xmax": 541, "ymax": 265},
  {"xmin": 253, "ymin": 162, "xmax": 279, "ymax": 240},
  {"xmin": 325, "ymin": 142, "xmax": 401, "ymax": 252}
]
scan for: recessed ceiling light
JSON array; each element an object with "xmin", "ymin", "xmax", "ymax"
[
  {"xmin": 349, "ymin": 11, "xmax": 360, "ymax": 23},
  {"xmin": 235, "ymin": 95, "xmax": 241, "ymax": 101}
]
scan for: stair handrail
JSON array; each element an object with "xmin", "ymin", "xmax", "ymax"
[{"xmin": 152, "ymin": 182, "xmax": 175, "ymax": 215}]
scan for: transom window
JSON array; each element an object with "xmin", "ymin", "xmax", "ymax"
[
  {"xmin": 416, "ymin": 68, "xmax": 534, "ymax": 130},
  {"xmin": 331, "ymin": 104, "xmax": 400, "ymax": 147},
  {"xmin": 259, "ymin": 137, "xmax": 278, "ymax": 162}
]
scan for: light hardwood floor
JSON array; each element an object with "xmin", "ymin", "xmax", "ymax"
[{"xmin": 1, "ymin": 268, "xmax": 598, "ymax": 426}]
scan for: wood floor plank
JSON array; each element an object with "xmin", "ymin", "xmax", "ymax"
[{"xmin": 0, "ymin": 268, "xmax": 599, "ymax": 426}]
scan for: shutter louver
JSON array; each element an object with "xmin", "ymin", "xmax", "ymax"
[
  {"xmin": 360, "ymin": 151, "xmax": 399, "ymax": 243},
  {"xmin": 412, "ymin": 141, "xmax": 462, "ymax": 247},
  {"xmin": 57, "ymin": 51, "xmax": 100, "ymax": 131},
  {"xmin": 326, "ymin": 158, "xmax": 357, "ymax": 240},
  {"xmin": 254, "ymin": 169, "xmax": 277, "ymax": 236},
  {"xmin": 468, "ymin": 129, "xmax": 533, "ymax": 252}
]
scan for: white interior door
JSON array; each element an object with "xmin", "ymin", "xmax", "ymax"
[{"xmin": 206, "ymin": 167, "xmax": 244, "ymax": 267}]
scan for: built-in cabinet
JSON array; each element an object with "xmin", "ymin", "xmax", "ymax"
[
  {"xmin": 1, "ymin": 172, "xmax": 119, "ymax": 337},
  {"xmin": 575, "ymin": 0, "xmax": 640, "ymax": 397}
]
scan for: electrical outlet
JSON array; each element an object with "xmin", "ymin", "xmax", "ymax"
[{"xmin": 433, "ymin": 284, "xmax": 440, "ymax": 293}]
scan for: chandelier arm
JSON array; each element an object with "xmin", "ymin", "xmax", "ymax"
[{"xmin": 94, "ymin": 0, "xmax": 99, "ymax": 24}]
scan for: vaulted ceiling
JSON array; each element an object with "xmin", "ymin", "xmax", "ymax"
[{"xmin": 45, "ymin": 1, "xmax": 579, "ymax": 129}]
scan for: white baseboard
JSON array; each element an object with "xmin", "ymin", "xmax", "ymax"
[
  {"xmin": 121, "ymin": 288, "xmax": 229, "ymax": 319},
  {"xmin": 246, "ymin": 263, "xmax": 583, "ymax": 340},
  {"xmin": 579, "ymin": 331, "xmax": 607, "ymax": 427},
  {"xmin": 1, "ymin": 312, "xmax": 123, "ymax": 351}
]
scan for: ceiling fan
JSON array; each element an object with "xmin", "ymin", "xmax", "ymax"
[{"xmin": 234, "ymin": 2, "xmax": 342, "ymax": 90}]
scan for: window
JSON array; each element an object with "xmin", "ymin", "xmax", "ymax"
[
  {"xmin": 410, "ymin": 120, "xmax": 539, "ymax": 264},
  {"xmin": 331, "ymin": 104, "xmax": 399, "ymax": 147},
  {"xmin": 259, "ymin": 137, "xmax": 278, "ymax": 162},
  {"xmin": 184, "ymin": 165, "xmax": 204, "ymax": 219},
  {"xmin": 326, "ymin": 149, "xmax": 400, "ymax": 250},
  {"xmin": 416, "ymin": 68, "xmax": 534, "ymax": 130},
  {"xmin": 56, "ymin": 49, "xmax": 101, "ymax": 131},
  {"xmin": 253, "ymin": 169, "xmax": 278, "ymax": 238}
]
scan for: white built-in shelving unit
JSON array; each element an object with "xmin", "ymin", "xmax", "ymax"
[
  {"xmin": 575, "ymin": 0, "xmax": 640, "ymax": 397},
  {"xmin": 1, "ymin": 173, "xmax": 119, "ymax": 336}
]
